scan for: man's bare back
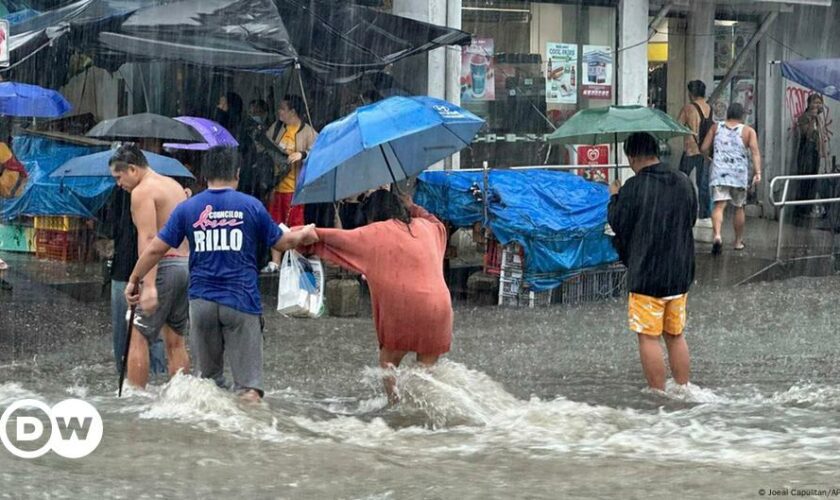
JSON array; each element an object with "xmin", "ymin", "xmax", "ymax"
[
  {"xmin": 679, "ymin": 100, "xmax": 712, "ymax": 156},
  {"xmin": 131, "ymin": 171, "xmax": 189, "ymax": 257}
]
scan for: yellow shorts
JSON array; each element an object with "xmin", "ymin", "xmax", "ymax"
[{"xmin": 628, "ymin": 293, "xmax": 688, "ymax": 336}]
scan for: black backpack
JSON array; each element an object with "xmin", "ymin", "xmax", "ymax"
[{"xmin": 692, "ymin": 102, "xmax": 713, "ymax": 147}]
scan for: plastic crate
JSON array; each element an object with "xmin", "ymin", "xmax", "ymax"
[
  {"xmin": 34, "ymin": 229, "xmax": 84, "ymax": 262},
  {"xmin": 499, "ymin": 275, "xmax": 522, "ymax": 296},
  {"xmin": 499, "ymin": 292, "xmax": 519, "ymax": 307},
  {"xmin": 34, "ymin": 215, "xmax": 83, "ymax": 232},
  {"xmin": 557, "ymin": 264, "xmax": 627, "ymax": 305},
  {"xmin": 522, "ymin": 289, "xmax": 553, "ymax": 308}
]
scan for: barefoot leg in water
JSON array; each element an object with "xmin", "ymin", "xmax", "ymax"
[{"xmin": 379, "ymin": 349, "xmax": 408, "ymax": 405}]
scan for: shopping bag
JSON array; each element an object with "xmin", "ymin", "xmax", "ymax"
[{"xmin": 277, "ymin": 250, "xmax": 324, "ymax": 318}]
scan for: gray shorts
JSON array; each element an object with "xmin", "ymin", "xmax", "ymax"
[
  {"xmin": 712, "ymin": 185, "xmax": 747, "ymax": 207},
  {"xmin": 189, "ymin": 299, "xmax": 264, "ymax": 396},
  {"xmin": 133, "ymin": 257, "xmax": 189, "ymax": 342}
]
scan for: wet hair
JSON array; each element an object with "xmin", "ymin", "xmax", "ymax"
[
  {"xmin": 687, "ymin": 80, "xmax": 706, "ymax": 98},
  {"xmin": 726, "ymin": 102, "xmax": 745, "ymax": 121},
  {"xmin": 623, "ymin": 132, "xmax": 660, "ymax": 159},
  {"xmin": 807, "ymin": 94, "xmax": 823, "ymax": 107},
  {"xmin": 362, "ymin": 189, "xmax": 412, "ymax": 231},
  {"xmin": 250, "ymin": 99, "xmax": 269, "ymax": 114},
  {"xmin": 109, "ymin": 143, "xmax": 149, "ymax": 171},
  {"xmin": 281, "ymin": 94, "xmax": 306, "ymax": 121},
  {"xmin": 225, "ymin": 92, "xmax": 243, "ymax": 123},
  {"xmin": 201, "ymin": 147, "xmax": 240, "ymax": 182}
]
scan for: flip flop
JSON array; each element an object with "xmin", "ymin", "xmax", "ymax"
[
  {"xmin": 734, "ymin": 243, "xmax": 746, "ymax": 251},
  {"xmin": 711, "ymin": 239, "xmax": 722, "ymax": 256}
]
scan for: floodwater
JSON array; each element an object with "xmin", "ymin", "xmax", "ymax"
[{"xmin": 1, "ymin": 274, "xmax": 839, "ymax": 499}]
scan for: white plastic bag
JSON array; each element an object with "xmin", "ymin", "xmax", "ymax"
[{"xmin": 277, "ymin": 250, "xmax": 324, "ymax": 318}]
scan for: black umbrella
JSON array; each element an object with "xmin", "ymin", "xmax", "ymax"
[{"xmin": 86, "ymin": 112, "xmax": 205, "ymax": 142}]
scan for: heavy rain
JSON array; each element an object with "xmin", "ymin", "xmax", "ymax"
[{"xmin": 1, "ymin": 1, "xmax": 839, "ymax": 498}]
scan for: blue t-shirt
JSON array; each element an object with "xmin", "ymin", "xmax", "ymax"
[{"xmin": 158, "ymin": 188, "xmax": 283, "ymax": 315}]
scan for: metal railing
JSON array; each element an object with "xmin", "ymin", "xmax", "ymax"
[{"xmin": 737, "ymin": 172, "xmax": 840, "ymax": 285}]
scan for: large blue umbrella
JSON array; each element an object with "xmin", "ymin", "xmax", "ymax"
[
  {"xmin": 0, "ymin": 82, "xmax": 72, "ymax": 118},
  {"xmin": 293, "ymin": 96, "xmax": 485, "ymax": 204},
  {"xmin": 49, "ymin": 150, "xmax": 195, "ymax": 179}
]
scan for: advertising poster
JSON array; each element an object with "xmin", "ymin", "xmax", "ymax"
[
  {"xmin": 712, "ymin": 79, "xmax": 732, "ymax": 122},
  {"xmin": 546, "ymin": 42, "xmax": 578, "ymax": 104},
  {"xmin": 461, "ymin": 37, "xmax": 495, "ymax": 102},
  {"xmin": 576, "ymin": 144, "xmax": 610, "ymax": 183},
  {"xmin": 581, "ymin": 46, "xmax": 613, "ymax": 100},
  {"xmin": 731, "ymin": 78, "xmax": 755, "ymax": 126},
  {"xmin": 714, "ymin": 26, "xmax": 733, "ymax": 77},
  {"xmin": 0, "ymin": 20, "xmax": 9, "ymax": 68}
]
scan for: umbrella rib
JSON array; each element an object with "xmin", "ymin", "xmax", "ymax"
[{"xmin": 379, "ymin": 144, "xmax": 400, "ymax": 186}]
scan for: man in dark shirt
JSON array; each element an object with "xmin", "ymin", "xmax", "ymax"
[
  {"xmin": 108, "ymin": 188, "xmax": 166, "ymax": 375},
  {"xmin": 608, "ymin": 132, "xmax": 697, "ymax": 391}
]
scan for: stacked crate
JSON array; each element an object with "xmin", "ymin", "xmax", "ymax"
[
  {"xmin": 556, "ymin": 264, "xmax": 627, "ymax": 305},
  {"xmin": 495, "ymin": 243, "xmax": 552, "ymax": 308},
  {"xmin": 34, "ymin": 216, "xmax": 85, "ymax": 261}
]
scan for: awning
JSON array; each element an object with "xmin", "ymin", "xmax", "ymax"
[
  {"xmin": 780, "ymin": 58, "xmax": 840, "ymax": 101},
  {"xmin": 5, "ymin": 0, "xmax": 471, "ymax": 82}
]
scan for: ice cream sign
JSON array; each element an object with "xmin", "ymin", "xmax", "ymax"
[
  {"xmin": 546, "ymin": 43, "xmax": 578, "ymax": 104},
  {"xmin": 0, "ymin": 20, "xmax": 9, "ymax": 68}
]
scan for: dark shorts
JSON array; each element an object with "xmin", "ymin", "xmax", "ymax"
[{"xmin": 133, "ymin": 257, "xmax": 189, "ymax": 342}]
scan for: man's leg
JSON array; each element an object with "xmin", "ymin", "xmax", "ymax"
[
  {"xmin": 637, "ymin": 334, "xmax": 667, "ymax": 391},
  {"xmin": 219, "ymin": 305, "xmax": 264, "ymax": 401},
  {"xmin": 696, "ymin": 158, "xmax": 712, "ymax": 220},
  {"xmin": 711, "ymin": 200, "xmax": 727, "ymax": 243},
  {"xmin": 733, "ymin": 206, "xmax": 746, "ymax": 249},
  {"xmin": 125, "ymin": 325, "xmax": 150, "ymax": 389},
  {"xmin": 379, "ymin": 348, "xmax": 408, "ymax": 405},
  {"xmin": 162, "ymin": 325, "xmax": 189, "ymax": 377},
  {"xmin": 190, "ymin": 299, "xmax": 225, "ymax": 387},
  {"xmin": 663, "ymin": 334, "xmax": 690, "ymax": 385}
]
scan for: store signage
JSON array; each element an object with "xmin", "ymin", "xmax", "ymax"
[
  {"xmin": 546, "ymin": 42, "xmax": 578, "ymax": 104},
  {"xmin": 576, "ymin": 145, "xmax": 610, "ymax": 183},
  {"xmin": 461, "ymin": 37, "xmax": 495, "ymax": 103},
  {"xmin": 581, "ymin": 45, "xmax": 613, "ymax": 100}
]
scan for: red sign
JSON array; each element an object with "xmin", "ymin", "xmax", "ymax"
[{"xmin": 576, "ymin": 145, "xmax": 610, "ymax": 183}]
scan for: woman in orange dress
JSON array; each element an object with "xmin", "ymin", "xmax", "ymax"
[{"xmin": 310, "ymin": 190, "xmax": 452, "ymax": 403}]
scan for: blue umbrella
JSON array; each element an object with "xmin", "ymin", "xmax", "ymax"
[
  {"xmin": 0, "ymin": 82, "xmax": 72, "ymax": 118},
  {"xmin": 293, "ymin": 96, "xmax": 485, "ymax": 204},
  {"xmin": 49, "ymin": 150, "xmax": 195, "ymax": 179}
]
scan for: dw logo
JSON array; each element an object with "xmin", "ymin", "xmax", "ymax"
[{"xmin": 0, "ymin": 399, "xmax": 103, "ymax": 459}]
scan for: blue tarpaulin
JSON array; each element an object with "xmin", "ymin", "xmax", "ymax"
[
  {"xmin": 415, "ymin": 169, "xmax": 618, "ymax": 291},
  {"xmin": 780, "ymin": 59, "xmax": 840, "ymax": 101},
  {"xmin": 0, "ymin": 135, "xmax": 112, "ymax": 220}
]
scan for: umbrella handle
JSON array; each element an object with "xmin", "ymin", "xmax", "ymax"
[{"xmin": 118, "ymin": 304, "xmax": 136, "ymax": 397}]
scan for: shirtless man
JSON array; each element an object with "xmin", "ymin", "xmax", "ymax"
[{"xmin": 109, "ymin": 144, "xmax": 190, "ymax": 389}]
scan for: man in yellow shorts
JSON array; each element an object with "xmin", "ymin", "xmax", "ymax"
[{"xmin": 609, "ymin": 133, "xmax": 697, "ymax": 391}]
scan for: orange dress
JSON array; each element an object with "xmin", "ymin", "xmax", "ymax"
[{"xmin": 312, "ymin": 205, "xmax": 452, "ymax": 355}]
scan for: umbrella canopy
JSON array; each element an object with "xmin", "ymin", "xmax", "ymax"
[
  {"xmin": 294, "ymin": 96, "xmax": 485, "ymax": 204},
  {"xmin": 86, "ymin": 113, "xmax": 205, "ymax": 142},
  {"xmin": 49, "ymin": 149, "xmax": 195, "ymax": 179},
  {"xmin": 163, "ymin": 117, "xmax": 239, "ymax": 151},
  {"xmin": 780, "ymin": 58, "xmax": 840, "ymax": 101},
  {"xmin": 546, "ymin": 105, "xmax": 694, "ymax": 145},
  {"xmin": 0, "ymin": 82, "xmax": 72, "ymax": 118}
]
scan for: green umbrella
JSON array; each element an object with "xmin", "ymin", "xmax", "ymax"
[{"xmin": 546, "ymin": 105, "xmax": 694, "ymax": 145}]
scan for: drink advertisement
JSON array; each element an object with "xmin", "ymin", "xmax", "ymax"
[
  {"xmin": 461, "ymin": 37, "xmax": 495, "ymax": 102},
  {"xmin": 0, "ymin": 20, "xmax": 9, "ymax": 68},
  {"xmin": 581, "ymin": 46, "xmax": 613, "ymax": 100},
  {"xmin": 546, "ymin": 42, "xmax": 578, "ymax": 104}
]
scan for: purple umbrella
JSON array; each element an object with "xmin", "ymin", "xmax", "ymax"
[{"xmin": 163, "ymin": 117, "xmax": 239, "ymax": 151}]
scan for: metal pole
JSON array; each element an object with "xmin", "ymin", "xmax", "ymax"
[
  {"xmin": 776, "ymin": 179, "xmax": 790, "ymax": 262},
  {"xmin": 647, "ymin": 1, "xmax": 674, "ymax": 39},
  {"xmin": 482, "ymin": 160, "xmax": 490, "ymax": 239}
]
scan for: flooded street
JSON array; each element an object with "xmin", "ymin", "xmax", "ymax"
[{"xmin": 2, "ymin": 273, "xmax": 839, "ymax": 499}]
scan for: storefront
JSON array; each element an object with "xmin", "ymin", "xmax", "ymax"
[{"xmin": 457, "ymin": 1, "xmax": 618, "ymax": 170}]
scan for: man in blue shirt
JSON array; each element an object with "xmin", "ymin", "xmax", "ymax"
[{"xmin": 127, "ymin": 147, "xmax": 318, "ymax": 402}]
